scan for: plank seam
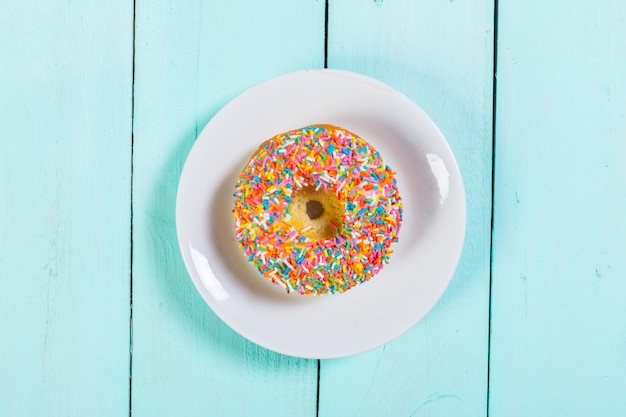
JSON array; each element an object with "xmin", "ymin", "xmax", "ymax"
[
  {"xmin": 324, "ymin": 0, "xmax": 329, "ymax": 68},
  {"xmin": 316, "ymin": 359, "xmax": 321, "ymax": 417},
  {"xmin": 487, "ymin": 0, "xmax": 499, "ymax": 415},
  {"xmin": 129, "ymin": 0, "xmax": 137, "ymax": 416},
  {"xmin": 318, "ymin": 2, "xmax": 329, "ymax": 415}
]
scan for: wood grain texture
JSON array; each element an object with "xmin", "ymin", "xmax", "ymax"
[
  {"xmin": 489, "ymin": 1, "xmax": 626, "ymax": 416},
  {"xmin": 131, "ymin": 1, "xmax": 324, "ymax": 416},
  {"xmin": 320, "ymin": 1, "xmax": 494, "ymax": 416},
  {"xmin": 0, "ymin": 1, "xmax": 133, "ymax": 416}
]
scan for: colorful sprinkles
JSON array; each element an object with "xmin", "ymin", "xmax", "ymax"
[{"xmin": 232, "ymin": 124, "xmax": 403, "ymax": 295}]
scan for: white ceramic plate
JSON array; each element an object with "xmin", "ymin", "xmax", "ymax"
[{"xmin": 176, "ymin": 69, "xmax": 466, "ymax": 359}]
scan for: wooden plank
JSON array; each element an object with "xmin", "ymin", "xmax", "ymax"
[
  {"xmin": 0, "ymin": 1, "xmax": 133, "ymax": 416},
  {"xmin": 320, "ymin": 1, "xmax": 494, "ymax": 416},
  {"xmin": 131, "ymin": 1, "xmax": 324, "ymax": 416},
  {"xmin": 489, "ymin": 1, "xmax": 626, "ymax": 416}
]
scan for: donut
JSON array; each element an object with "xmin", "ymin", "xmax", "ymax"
[{"xmin": 232, "ymin": 124, "xmax": 403, "ymax": 295}]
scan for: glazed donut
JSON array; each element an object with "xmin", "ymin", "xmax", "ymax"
[{"xmin": 233, "ymin": 124, "xmax": 403, "ymax": 295}]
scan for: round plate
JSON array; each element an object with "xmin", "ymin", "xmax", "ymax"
[{"xmin": 176, "ymin": 69, "xmax": 466, "ymax": 359}]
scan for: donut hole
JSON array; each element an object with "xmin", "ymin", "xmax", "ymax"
[{"xmin": 288, "ymin": 186, "xmax": 343, "ymax": 241}]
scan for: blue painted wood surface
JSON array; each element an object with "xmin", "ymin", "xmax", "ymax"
[
  {"xmin": 489, "ymin": 1, "xmax": 626, "ymax": 416},
  {"xmin": 1, "ymin": 1, "xmax": 625, "ymax": 416},
  {"xmin": 0, "ymin": 1, "xmax": 133, "ymax": 415}
]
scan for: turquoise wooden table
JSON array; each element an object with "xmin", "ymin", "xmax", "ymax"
[{"xmin": 1, "ymin": 1, "xmax": 625, "ymax": 416}]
